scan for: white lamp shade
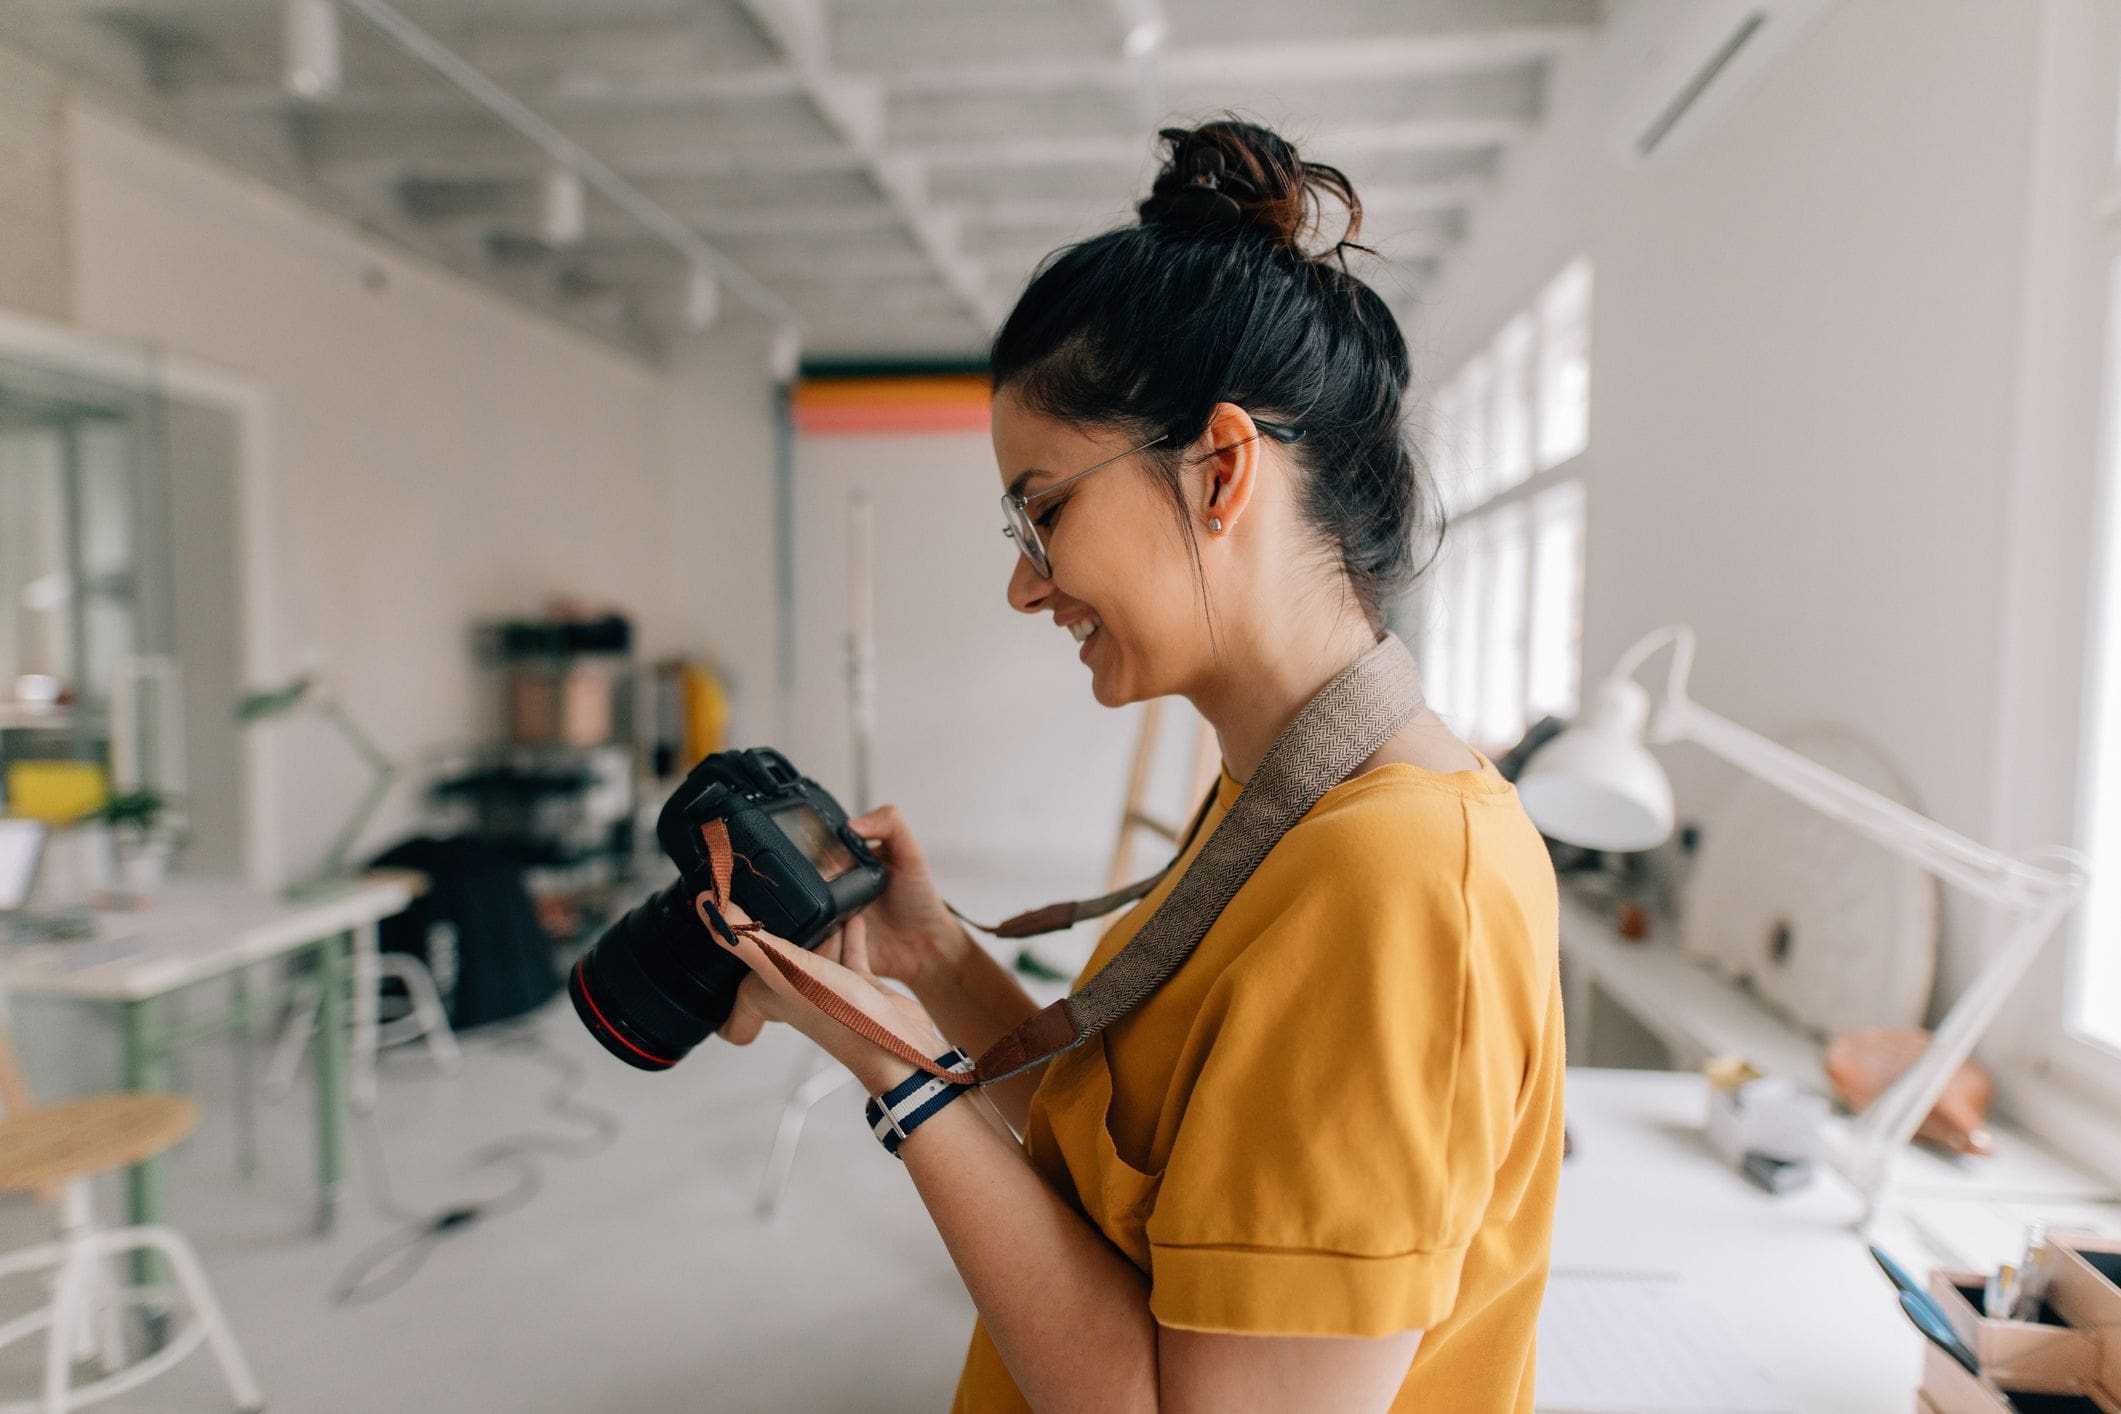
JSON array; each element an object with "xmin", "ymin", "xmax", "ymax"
[{"xmin": 1516, "ymin": 678, "xmax": 1676, "ymax": 852}]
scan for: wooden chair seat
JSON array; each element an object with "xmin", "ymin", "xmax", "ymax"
[{"xmin": 0, "ymin": 1093, "xmax": 198, "ymax": 1192}]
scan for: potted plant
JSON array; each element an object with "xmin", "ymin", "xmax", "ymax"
[{"xmin": 90, "ymin": 789, "xmax": 185, "ymax": 901}]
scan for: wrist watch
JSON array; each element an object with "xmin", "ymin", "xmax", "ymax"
[{"xmin": 863, "ymin": 1047, "xmax": 975, "ymax": 1158}]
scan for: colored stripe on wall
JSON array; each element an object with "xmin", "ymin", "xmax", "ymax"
[{"xmin": 792, "ymin": 374, "xmax": 991, "ymax": 436}]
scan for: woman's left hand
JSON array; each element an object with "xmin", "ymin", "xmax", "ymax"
[{"xmin": 717, "ymin": 905, "xmax": 946, "ymax": 1093}]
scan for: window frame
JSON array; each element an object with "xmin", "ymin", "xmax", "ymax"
[
  {"xmin": 1418, "ymin": 259, "xmax": 1593, "ymax": 750},
  {"xmin": 1989, "ymin": 1, "xmax": 2121, "ymax": 1140},
  {"xmin": 2050, "ymin": 54, "xmax": 2121, "ymax": 1100}
]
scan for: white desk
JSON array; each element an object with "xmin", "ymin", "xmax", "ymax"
[
  {"xmin": 1554, "ymin": 1068, "xmax": 1921, "ymax": 1412},
  {"xmin": 0, "ymin": 873, "xmax": 419, "ymax": 1244}
]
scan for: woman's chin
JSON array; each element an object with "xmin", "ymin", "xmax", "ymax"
[
  {"xmin": 1087, "ymin": 655, "xmax": 1131, "ymax": 708},
  {"xmin": 1088, "ymin": 659, "xmax": 1158, "ymax": 709}
]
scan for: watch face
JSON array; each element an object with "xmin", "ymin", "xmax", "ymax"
[{"xmin": 769, "ymin": 801, "xmax": 858, "ymax": 883}]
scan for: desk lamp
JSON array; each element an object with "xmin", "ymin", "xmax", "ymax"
[
  {"xmin": 236, "ymin": 674, "xmax": 395, "ymax": 898},
  {"xmin": 1517, "ymin": 624, "xmax": 2089, "ymax": 1220}
]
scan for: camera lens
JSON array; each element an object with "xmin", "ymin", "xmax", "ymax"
[{"xmin": 568, "ymin": 882, "xmax": 751, "ymax": 1071}]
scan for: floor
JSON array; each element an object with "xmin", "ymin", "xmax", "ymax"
[{"xmin": 0, "ymin": 996, "xmax": 985, "ymax": 1412}]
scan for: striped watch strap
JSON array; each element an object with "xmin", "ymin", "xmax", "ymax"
[{"xmin": 864, "ymin": 1048, "xmax": 974, "ymax": 1157}]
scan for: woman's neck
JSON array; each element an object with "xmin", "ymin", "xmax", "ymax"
[{"xmin": 1189, "ymin": 612, "xmax": 1383, "ymax": 784}]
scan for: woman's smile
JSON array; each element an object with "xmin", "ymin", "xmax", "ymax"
[{"xmin": 1057, "ymin": 609, "xmax": 1103, "ymax": 658}]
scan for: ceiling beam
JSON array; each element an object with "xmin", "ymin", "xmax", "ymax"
[
  {"xmin": 556, "ymin": 237, "xmax": 944, "ymax": 284},
  {"xmin": 733, "ymin": 0, "xmax": 1000, "ymax": 329},
  {"xmin": 180, "ymin": 66, "xmax": 808, "ymax": 118},
  {"xmin": 314, "ymin": 113, "xmax": 1522, "ymax": 194},
  {"xmin": 328, "ymin": 0, "xmax": 797, "ymax": 330},
  {"xmin": 903, "ymin": 115, "xmax": 1530, "ymax": 173},
  {"xmin": 946, "ymin": 178, "xmax": 1485, "ymax": 240},
  {"xmin": 394, "ymin": 178, "xmax": 903, "ymax": 239},
  {"xmin": 176, "ymin": 24, "xmax": 1588, "ymax": 119}
]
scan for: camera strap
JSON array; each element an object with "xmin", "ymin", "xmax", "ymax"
[
  {"xmin": 698, "ymin": 631, "xmax": 1425, "ymax": 1091},
  {"xmin": 939, "ymin": 786, "xmax": 1219, "ymax": 942}
]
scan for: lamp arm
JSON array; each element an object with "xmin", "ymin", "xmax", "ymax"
[
  {"xmin": 1662, "ymin": 694, "xmax": 2089, "ymax": 1221},
  {"xmin": 309, "ymin": 694, "xmax": 398, "ymax": 883},
  {"xmin": 1586, "ymin": 626, "xmax": 2092, "ymax": 1219},
  {"xmin": 1613, "ymin": 623, "xmax": 1698, "ymax": 694},
  {"xmin": 315, "ymin": 695, "xmax": 393, "ymax": 776},
  {"xmin": 1666, "ymin": 698, "xmax": 2082, "ymax": 908},
  {"xmin": 1836, "ymin": 877, "xmax": 2085, "ymax": 1218},
  {"xmin": 314, "ymin": 757, "xmax": 396, "ymax": 883}
]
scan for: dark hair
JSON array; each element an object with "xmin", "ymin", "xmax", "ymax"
[{"xmin": 990, "ymin": 117, "xmax": 1440, "ymax": 629}]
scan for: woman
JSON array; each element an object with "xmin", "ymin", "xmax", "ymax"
[{"xmin": 718, "ymin": 120, "xmax": 1565, "ymax": 1412}]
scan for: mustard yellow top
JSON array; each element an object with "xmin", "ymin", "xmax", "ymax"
[{"xmin": 952, "ymin": 755, "xmax": 1566, "ymax": 1412}]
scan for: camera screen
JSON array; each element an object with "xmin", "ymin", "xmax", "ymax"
[{"xmin": 770, "ymin": 802, "xmax": 859, "ymax": 883}]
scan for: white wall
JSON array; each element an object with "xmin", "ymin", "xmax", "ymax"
[
  {"xmin": 52, "ymin": 103, "xmax": 779, "ymax": 881},
  {"xmin": 1417, "ymin": 0, "xmax": 2044, "ymax": 1017},
  {"xmin": 789, "ymin": 430, "xmax": 1182, "ymax": 919},
  {"xmin": 0, "ymin": 46, "xmax": 72, "ymax": 324},
  {"xmin": 653, "ymin": 319, "xmax": 785, "ymax": 749}
]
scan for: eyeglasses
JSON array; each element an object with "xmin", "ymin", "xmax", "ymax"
[{"xmin": 1001, "ymin": 420, "xmax": 1304, "ymax": 580}]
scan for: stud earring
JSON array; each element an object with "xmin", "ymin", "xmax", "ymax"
[{"xmin": 1207, "ymin": 516, "xmax": 1223, "ymax": 533}]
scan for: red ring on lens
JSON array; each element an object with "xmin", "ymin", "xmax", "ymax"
[{"xmin": 569, "ymin": 959, "xmax": 677, "ymax": 1069}]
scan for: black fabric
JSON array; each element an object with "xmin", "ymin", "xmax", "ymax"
[{"xmin": 369, "ymin": 835, "xmax": 562, "ymax": 1030}]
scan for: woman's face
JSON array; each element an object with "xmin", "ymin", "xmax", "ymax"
[{"xmin": 992, "ymin": 391, "xmax": 1210, "ymax": 707}]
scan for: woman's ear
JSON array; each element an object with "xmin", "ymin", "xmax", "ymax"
[{"xmin": 1195, "ymin": 402, "xmax": 1262, "ymax": 537}]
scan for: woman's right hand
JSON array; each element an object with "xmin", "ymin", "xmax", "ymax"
[{"xmin": 846, "ymin": 804, "xmax": 967, "ymax": 989}]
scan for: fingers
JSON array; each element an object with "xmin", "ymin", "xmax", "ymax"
[
  {"xmin": 848, "ymin": 803, "xmax": 903, "ymax": 835},
  {"xmin": 720, "ymin": 973, "xmax": 767, "ymax": 1046},
  {"xmin": 849, "ymin": 803, "xmax": 924, "ymax": 867}
]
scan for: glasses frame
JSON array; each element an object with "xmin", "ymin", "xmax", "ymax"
[{"xmin": 1001, "ymin": 419, "xmax": 1304, "ymax": 580}]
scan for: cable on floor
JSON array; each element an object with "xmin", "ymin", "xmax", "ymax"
[{"xmin": 332, "ymin": 1009, "xmax": 620, "ymax": 1306}]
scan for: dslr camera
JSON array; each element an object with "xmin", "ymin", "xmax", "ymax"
[{"xmin": 569, "ymin": 747, "xmax": 886, "ymax": 1071}]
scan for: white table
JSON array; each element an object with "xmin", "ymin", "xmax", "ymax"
[
  {"xmin": 1555, "ymin": 1068, "xmax": 1923, "ymax": 1411},
  {"xmin": 1555, "ymin": 1067, "xmax": 2121, "ymax": 1412},
  {"xmin": 0, "ymin": 873, "xmax": 420, "ymax": 1244}
]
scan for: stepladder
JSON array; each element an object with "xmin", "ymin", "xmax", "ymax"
[{"xmin": 1013, "ymin": 697, "xmax": 1223, "ymax": 981}]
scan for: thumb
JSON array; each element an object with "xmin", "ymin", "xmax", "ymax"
[
  {"xmin": 712, "ymin": 900, "xmax": 757, "ymax": 948},
  {"xmin": 720, "ymin": 975, "xmax": 767, "ymax": 1046},
  {"xmin": 841, "ymin": 911, "xmax": 875, "ymax": 978}
]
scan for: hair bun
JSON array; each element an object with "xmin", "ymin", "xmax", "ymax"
[{"xmin": 1136, "ymin": 119, "xmax": 1366, "ymax": 263}]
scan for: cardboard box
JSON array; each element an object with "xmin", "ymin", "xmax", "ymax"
[
  {"xmin": 2046, "ymin": 1233, "xmax": 2121, "ymax": 1327},
  {"xmin": 2044, "ymin": 1232, "xmax": 2121, "ymax": 1396},
  {"xmin": 1920, "ymin": 1344, "xmax": 2120, "ymax": 1413},
  {"xmin": 1928, "ymin": 1269, "xmax": 2102, "ymax": 1390}
]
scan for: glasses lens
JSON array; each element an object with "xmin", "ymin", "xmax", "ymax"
[{"xmin": 1002, "ymin": 496, "xmax": 1049, "ymax": 577}]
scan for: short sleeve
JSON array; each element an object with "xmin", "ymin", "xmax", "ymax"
[{"xmin": 1140, "ymin": 806, "xmax": 1522, "ymax": 1338}]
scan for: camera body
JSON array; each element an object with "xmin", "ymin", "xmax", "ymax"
[
  {"xmin": 570, "ymin": 747, "xmax": 886, "ymax": 1071},
  {"xmin": 656, "ymin": 747, "xmax": 885, "ymax": 950}
]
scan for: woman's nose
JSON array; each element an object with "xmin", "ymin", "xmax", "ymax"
[{"xmin": 1007, "ymin": 551, "xmax": 1051, "ymax": 615}]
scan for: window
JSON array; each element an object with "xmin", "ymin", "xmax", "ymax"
[
  {"xmin": 1420, "ymin": 259, "xmax": 1593, "ymax": 748},
  {"xmin": 1528, "ymin": 480, "xmax": 1587, "ymax": 721},
  {"xmin": 1491, "ymin": 315, "xmax": 1534, "ymax": 490},
  {"xmin": 2073, "ymin": 75, "xmax": 2121, "ymax": 1060},
  {"xmin": 1538, "ymin": 258, "xmax": 1592, "ymax": 469}
]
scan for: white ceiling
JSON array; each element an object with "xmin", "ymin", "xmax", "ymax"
[{"xmin": 1, "ymin": 0, "xmax": 1607, "ymax": 362}]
